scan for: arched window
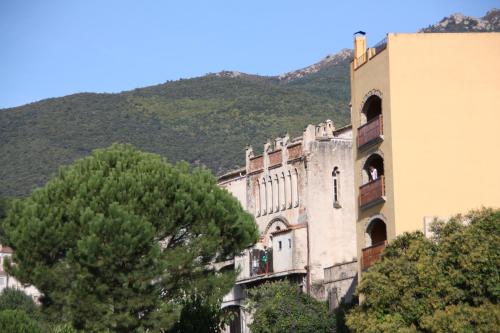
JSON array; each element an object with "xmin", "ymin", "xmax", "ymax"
[
  {"xmin": 273, "ymin": 175, "xmax": 279, "ymax": 212},
  {"xmin": 255, "ymin": 179, "xmax": 261, "ymax": 216},
  {"xmin": 267, "ymin": 176, "xmax": 273, "ymax": 213},
  {"xmin": 261, "ymin": 177, "xmax": 267, "ymax": 215},
  {"xmin": 332, "ymin": 167, "xmax": 341, "ymax": 207},
  {"xmin": 279, "ymin": 172, "xmax": 286, "ymax": 210},
  {"xmin": 286, "ymin": 171, "xmax": 292, "ymax": 209},
  {"xmin": 292, "ymin": 169, "xmax": 299, "ymax": 207}
]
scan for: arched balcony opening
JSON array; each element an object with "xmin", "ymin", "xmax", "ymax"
[
  {"xmin": 362, "ymin": 154, "xmax": 384, "ymax": 184},
  {"xmin": 358, "ymin": 94, "xmax": 383, "ymax": 148},
  {"xmin": 359, "ymin": 154, "xmax": 386, "ymax": 208},
  {"xmin": 362, "ymin": 218, "xmax": 388, "ymax": 270},
  {"xmin": 361, "ymin": 95, "xmax": 382, "ymax": 124},
  {"xmin": 366, "ymin": 218, "xmax": 387, "ymax": 246}
]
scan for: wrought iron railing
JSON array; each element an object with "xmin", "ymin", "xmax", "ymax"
[
  {"xmin": 373, "ymin": 37, "xmax": 387, "ymax": 55},
  {"xmin": 249, "ymin": 248, "xmax": 273, "ymax": 276}
]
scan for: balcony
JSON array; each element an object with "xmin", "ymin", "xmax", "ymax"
[
  {"xmin": 361, "ymin": 241, "xmax": 386, "ymax": 270},
  {"xmin": 357, "ymin": 115, "xmax": 383, "ymax": 149},
  {"xmin": 250, "ymin": 248, "xmax": 273, "ymax": 276},
  {"xmin": 359, "ymin": 175, "xmax": 385, "ymax": 209},
  {"xmin": 235, "ymin": 227, "xmax": 308, "ymax": 284}
]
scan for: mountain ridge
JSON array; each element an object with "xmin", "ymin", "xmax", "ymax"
[{"xmin": 1, "ymin": 9, "xmax": 498, "ymax": 197}]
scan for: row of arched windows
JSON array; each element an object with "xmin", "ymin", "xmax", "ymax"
[{"xmin": 256, "ymin": 169, "xmax": 299, "ymax": 216}]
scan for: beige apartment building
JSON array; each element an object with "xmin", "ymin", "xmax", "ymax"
[
  {"xmin": 219, "ymin": 121, "xmax": 357, "ymax": 333},
  {"xmin": 350, "ymin": 32, "xmax": 500, "ymax": 273}
]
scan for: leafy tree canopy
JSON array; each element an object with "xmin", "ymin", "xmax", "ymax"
[
  {"xmin": 1, "ymin": 144, "xmax": 258, "ymax": 332},
  {"xmin": 0, "ymin": 288, "xmax": 39, "ymax": 319},
  {"xmin": 0, "ymin": 309, "xmax": 44, "ymax": 333},
  {"xmin": 167, "ymin": 294, "xmax": 228, "ymax": 333},
  {"xmin": 247, "ymin": 280, "xmax": 336, "ymax": 333},
  {"xmin": 347, "ymin": 208, "xmax": 500, "ymax": 333}
]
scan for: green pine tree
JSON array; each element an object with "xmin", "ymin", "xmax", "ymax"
[{"xmin": 1, "ymin": 144, "xmax": 258, "ymax": 332}]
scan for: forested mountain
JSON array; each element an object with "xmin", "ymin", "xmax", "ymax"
[
  {"xmin": 1, "ymin": 9, "xmax": 498, "ymax": 197},
  {"xmin": 0, "ymin": 53, "xmax": 351, "ymax": 197}
]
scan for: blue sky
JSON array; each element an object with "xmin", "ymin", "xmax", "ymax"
[{"xmin": 0, "ymin": 0, "xmax": 498, "ymax": 108}]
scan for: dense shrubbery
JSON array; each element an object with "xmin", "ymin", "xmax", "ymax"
[
  {"xmin": 247, "ymin": 280, "xmax": 336, "ymax": 333},
  {"xmin": 347, "ymin": 208, "xmax": 500, "ymax": 333},
  {"xmin": 0, "ymin": 309, "xmax": 45, "ymax": 333},
  {"xmin": 0, "ymin": 288, "xmax": 39, "ymax": 319}
]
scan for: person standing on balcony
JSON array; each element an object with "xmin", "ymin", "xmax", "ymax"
[{"xmin": 369, "ymin": 166, "xmax": 378, "ymax": 181}]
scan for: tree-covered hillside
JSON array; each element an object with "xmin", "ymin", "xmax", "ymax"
[
  {"xmin": 0, "ymin": 56, "xmax": 351, "ymax": 197},
  {"xmin": 1, "ymin": 8, "xmax": 498, "ymax": 197}
]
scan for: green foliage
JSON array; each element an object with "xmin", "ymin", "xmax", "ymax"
[
  {"xmin": 0, "ymin": 197, "xmax": 9, "ymax": 220},
  {"xmin": 0, "ymin": 61, "xmax": 351, "ymax": 197},
  {"xmin": 167, "ymin": 294, "xmax": 227, "ymax": 333},
  {"xmin": 1, "ymin": 144, "xmax": 258, "ymax": 332},
  {"xmin": 247, "ymin": 280, "xmax": 335, "ymax": 333},
  {"xmin": 346, "ymin": 208, "xmax": 500, "ymax": 333},
  {"xmin": 334, "ymin": 297, "xmax": 357, "ymax": 333},
  {"xmin": 0, "ymin": 309, "xmax": 44, "ymax": 333},
  {"xmin": 50, "ymin": 323, "xmax": 79, "ymax": 333},
  {"xmin": 0, "ymin": 288, "xmax": 39, "ymax": 319}
]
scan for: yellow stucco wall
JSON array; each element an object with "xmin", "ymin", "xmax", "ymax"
[
  {"xmin": 351, "ymin": 33, "xmax": 500, "ymax": 274},
  {"xmin": 350, "ymin": 47, "xmax": 395, "ymax": 273},
  {"xmin": 387, "ymin": 32, "xmax": 500, "ymax": 235}
]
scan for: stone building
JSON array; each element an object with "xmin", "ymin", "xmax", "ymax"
[{"xmin": 218, "ymin": 120, "xmax": 357, "ymax": 333}]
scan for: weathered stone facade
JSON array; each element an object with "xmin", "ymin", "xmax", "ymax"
[{"xmin": 218, "ymin": 120, "xmax": 357, "ymax": 333}]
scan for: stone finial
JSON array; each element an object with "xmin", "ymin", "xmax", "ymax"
[
  {"xmin": 264, "ymin": 140, "xmax": 272, "ymax": 153},
  {"xmin": 245, "ymin": 145, "xmax": 254, "ymax": 173},
  {"xmin": 325, "ymin": 119, "xmax": 335, "ymax": 137},
  {"xmin": 246, "ymin": 145, "xmax": 254, "ymax": 158},
  {"xmin": 275, "ymin": 137, "xmax": 283, "ymax": 149},
  {"xmin": 282, "ymin": 133, "xmax": 290, "ymax": 146},
  {"xmin": 303, "ymin": 124, "xmax": 316, "ymax": 148},
  {"xmin": 314, "ymin": 120, "xmax": 335, "ymax": 139}
]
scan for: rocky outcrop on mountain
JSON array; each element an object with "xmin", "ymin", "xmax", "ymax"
[
  {"xmin": 421, "ymin": 9, "xmax": 500, "ymax": 32},
  {"xmin": 278, "ymin": 49, "xmax": 353, "ymax": 82}
]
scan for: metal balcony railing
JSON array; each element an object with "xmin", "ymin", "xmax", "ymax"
[
  {"xmin": 357, "ymin": 114, "xmax": 383, "ymax": 148},
  {"xmin": 359, "ymin": 175, "xmax": 385, "ymax": 208},
  {"xmin": 373, "ymin": 37, "xmax": 388, "ymax": 55},
  {"xmin": 249, "ymin": 249, "xmax": 273, "ymax": 276},
  {"xmin": 361, "ymin": 241, "xmax": 387, "ymax": 270}
]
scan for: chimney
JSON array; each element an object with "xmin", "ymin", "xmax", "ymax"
[{"xmin": 354, "ymin": 32, "xmax": 366, "ymax": 60}]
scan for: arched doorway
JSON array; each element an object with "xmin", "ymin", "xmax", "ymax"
[{"xmin": 223, "ymin": 305, "xmax": 241, "ymax": 333}]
